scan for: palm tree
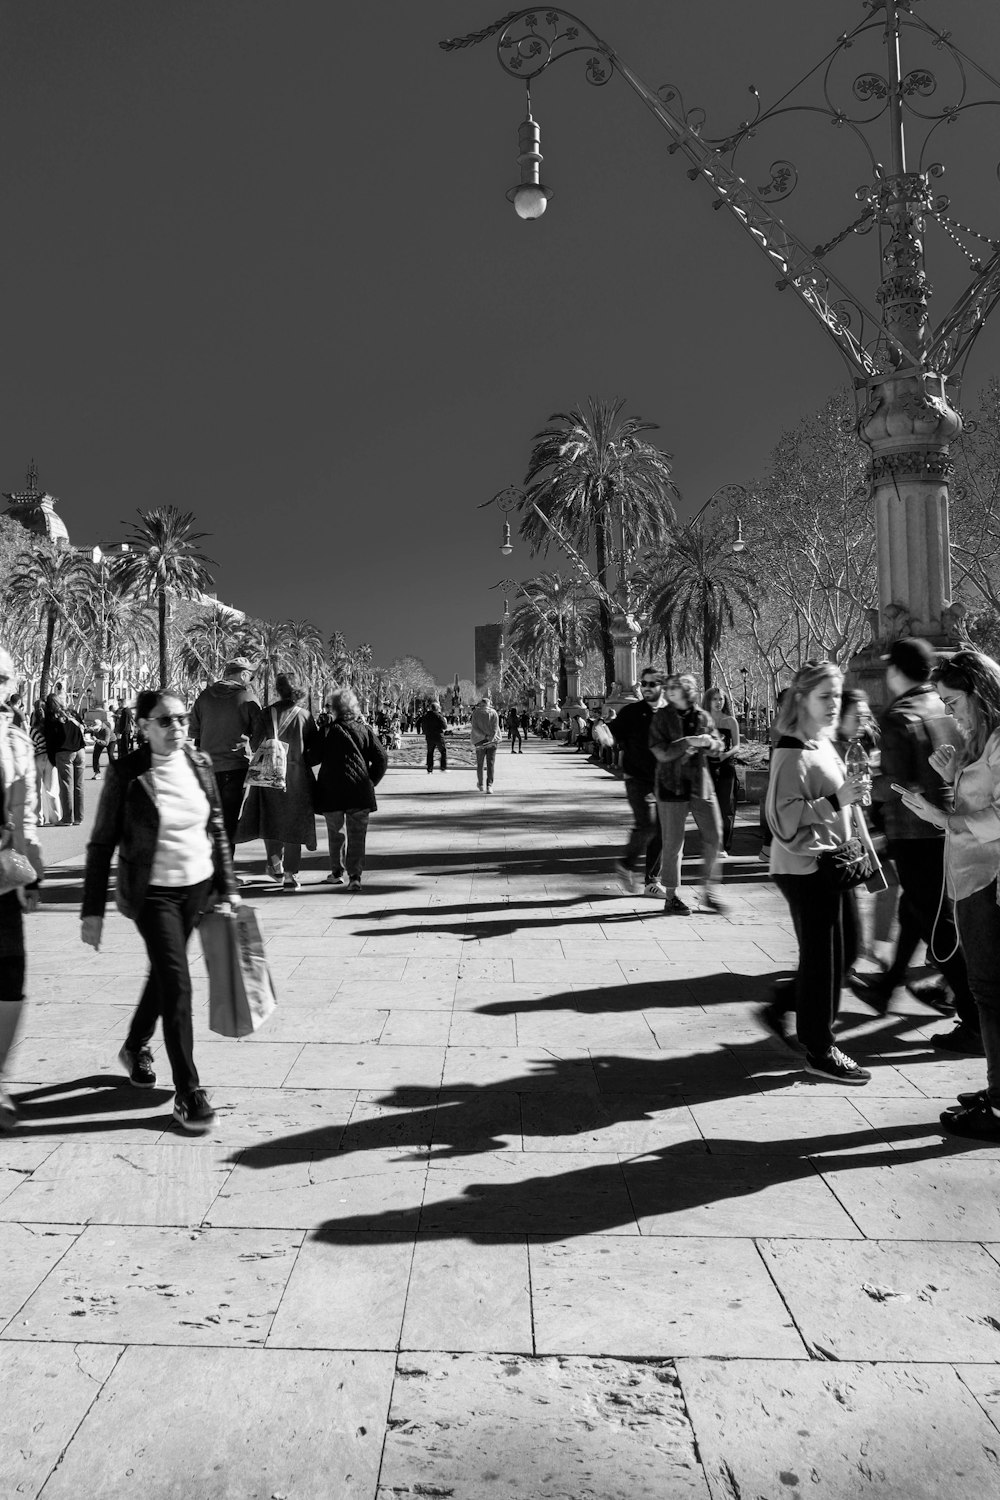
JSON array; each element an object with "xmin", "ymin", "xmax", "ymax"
[
  {"xmin": 8, "ymin": 544, "xmax": 96, "ymax": 698},
  {"xmin": 506, "ymin": 571, "xmax": 601, "ymax": 702},
  {"xmin": 521, "ymin": 397, "xmax": 678, "ymax": 692},
  {"xmin": 639, "ymin": 524, "xmax": 757, "ymax": 691},
  {"xmin": 240, "ymin": 617, "xmax": 298, "ymax": 706},
  {"xmin": 114, "ymin": 507, "xmax": 217, "ymax": 688}
]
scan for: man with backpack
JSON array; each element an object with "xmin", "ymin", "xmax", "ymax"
[{"xmin": 189, "ymin": 658, "xmax": 263, "ymax": 850}]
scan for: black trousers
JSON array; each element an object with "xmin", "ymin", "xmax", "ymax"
[
  {"xmin": 774, "ymin": 871, "xmax": 858, "ymax": 1058},
  {"xmin": 623, "ymin": 776, "xmax": 662, "ymax": 883},
  {"xmin": 127, "ymin": 880, "xmax": 212, "ymax": 1097},
  {"xmin": 710, "ymin": 762, "xmax": 739, "ymax": 852},
  {"xmin": 214, "ymin": 768, "xmax": 247, "ymax": 852},
  {"xmin": 885, "ymin": 838, "xmax": 978, "ymax": 1030},
  {"xmin": 0, "ymin": 891, "xmax": 25, "ymax": 1004},
  {"xmin": 426, "ymin": 736, "xmax": 447, "ymax": 771}
]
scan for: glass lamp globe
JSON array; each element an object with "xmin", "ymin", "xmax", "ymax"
[{"xmin": 512, "ymin": 184, "xmax": 548, "ymax": 220}]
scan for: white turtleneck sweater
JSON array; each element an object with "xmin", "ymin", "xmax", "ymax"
[{"xmin": 149, "ymin": 751, "xmax": 214, "ymax": 888}]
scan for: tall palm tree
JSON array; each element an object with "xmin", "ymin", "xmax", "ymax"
[
  {"xmin": 178, "ymin": 602, "xmax": 245, "ymax": 688},
  {"xmin": 521, "ymin": 397, "xmax": 678, "ymax": 692},
  {"xmin": 114, "ymin": 507, "xmax": 217, "ymax": 688},
  {"xmin": 8, "ymin": 544, "xmax": 96, "ymax": 697},
  {"xmin": 639, "ymin": 524, "xmax": 757, "ymax": 691}
]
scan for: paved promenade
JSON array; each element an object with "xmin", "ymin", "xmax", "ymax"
[{"xmin": 3, "ymin": 740, "xmax": 1000, "ymax": 1498}]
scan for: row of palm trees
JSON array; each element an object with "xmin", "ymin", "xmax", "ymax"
[
  {"xmin": 510, "ymin": 398, "xmax": 755, "ymax": 694},
  {"xmin": 1, "ymin": 506, "xmax": 385, "ymax": 712}
]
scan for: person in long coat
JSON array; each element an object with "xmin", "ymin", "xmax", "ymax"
[
  {"xmin": 236, "ymin": 675, "xmax": 318, "ymax": 890},
  {"xmin": 311, "ymin": 687, "xmax": 387, "ymax": 891}
]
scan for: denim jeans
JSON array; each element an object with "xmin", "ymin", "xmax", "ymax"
[
  {"xmin": 475, "ymin": 745, "xmax": 497, "ymax": 788},
  {"xmin": 623, "ymin": 777, "xmax": 662, "ymax": 883},
  {"xmin": 325, "ymin": 810, "xmax": 370, "ymax": 881},
  {"xmin": 774, "ymin": 870, "xmax": 858, "ymax": 1058},
  {"xmin": 657, "ymin": 794, "xmax": 721, "ymax": 893},
  {"xmin": 884, "ymin": 839, "xmax": 977, "ymax": 1029},
  {"xmin": 129, "ymin": 880, "xmax": 212, "ymax": 1097},
  {"xmin": 54, "ymin": 748, "xmax": 85, "ymax": 822},
  {"xmin": 955, "ymin": 880, "xmax": 1000, "ymax": 1106}
]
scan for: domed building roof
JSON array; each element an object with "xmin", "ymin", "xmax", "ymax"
[{"xmin": 2, "ymin": 461, "xmax": 69, "ymax": 546}]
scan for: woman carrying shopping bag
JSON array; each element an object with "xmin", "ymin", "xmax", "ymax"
[{"xmin": 82, "ymin": 688, "xmax": 238, "ymax": 1134}]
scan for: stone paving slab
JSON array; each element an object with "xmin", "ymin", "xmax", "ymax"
[
  {"xmin": 679, "ymin": 1358, "xmax": 1000, "ymax": 1500},
  {"xmin": 36, "ymin": 1346, "xmax": 394, "ymax": 1499},
  {"xmin": 376, "ymin": 1353, "xmax": 710, "ymax": 1500},
  {"xmin": 0, "ymin": 1341, "xmax": 123, "ymax": 1500}
]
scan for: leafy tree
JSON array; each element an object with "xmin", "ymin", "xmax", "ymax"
[
  {"xmin": 520, "ymin": 397, "xmax": 678, "ymax": 692},
  {"xmin": 114, "ymin": 507, "xmax": 216, "ymax": 688},
  {"xmin": 240, "ymin": 617, "xmax": 298, "ymax": 705},
  {"xmin": 506, "ymin": 571, "xmax": 601, "ymax": 701}
]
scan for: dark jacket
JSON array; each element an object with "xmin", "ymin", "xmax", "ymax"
[
  {"xmin": 872, "ymin": 682, "xmax": 963, "ymax": 840},
  {"xmin": 649, "ymin": 703, "xmax": 722, "ymax": 801},
  {"xmin": 44, "ymin": 695, "xmax": 84, "ymax": 759},
  {"xmin": 610, "ymin": 698, "xmax": 658, "ymax": 781},
  {"xmin": 311, "ymin": 716, "xmax": 388, "ymax": 813},
  {"xmin": 237, "ymin": 702, "xmax": 319, "ymax": 848},
  {"xmin": 420, "ymin": 709, "xmax": 448, "ymax": 741},
  {"xmin": 82, "ymin": 744, "xmax": 236, "ymax": 921},
  {"xmin": 189, "ymin": 680, "xmax": 263, "ymax": 774}
]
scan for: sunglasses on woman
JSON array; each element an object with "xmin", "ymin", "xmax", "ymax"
[{"xmin": 150, "ymin": 713, "xmax": 190, "ymax": 729}]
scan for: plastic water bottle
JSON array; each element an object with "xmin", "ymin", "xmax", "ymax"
[{"xmin": 845, "ymin": 739, "xmax": 871, "ymax": 806}]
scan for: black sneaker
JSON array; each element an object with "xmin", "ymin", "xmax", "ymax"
[
  {"xmin": 172, "ymin": 1089, "xmax": 216, "ymax": 1134},
  {"xmin": 803, "ymin": 1046, "xmax": 871, "ymax": 1085},
  {"xmin": 940, "ymin": 1099, "xmax": 1000, "ymax": 1140},
  {"xmin": 662, "ymin": 894, "xmax": 692, "ymax": 916},
  {"xmin": 931, "ymin": 1025, "xmax": 985, "ymax": 1056},
  {"xmin": 119, "ymin": 1043, "xmax": 157, "ymax": 1089},
  {"xmin": 906, "ymin": 978, "xmax": 955, "ymax": 1012},
  {"xmin": 957, "ymin": 1088, "xmax": 990, "ymax": 1108}
]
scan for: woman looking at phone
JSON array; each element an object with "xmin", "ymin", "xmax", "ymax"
[{"xmin": 897, "ymin": 649, "xmax": 1000, "ymax": 1140}]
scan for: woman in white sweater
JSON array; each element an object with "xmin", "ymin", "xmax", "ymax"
[
  {"xmin": 762, "ymin": 660, "xmax": 871, "ymax": 1084},
  {"xmin": 899, "ymin": 650, "xmax": 1000, "ymax": 1140},
  {"xmin": 82, "ymin": 689, "xmax": 238, "ymax": 1134}
]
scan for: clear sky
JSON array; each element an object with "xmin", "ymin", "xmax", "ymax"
[{"xmin": 2, "ymin": 0, "xmax": 999, "ymax": 682}]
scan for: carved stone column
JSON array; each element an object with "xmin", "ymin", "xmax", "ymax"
[
  {"xmin": 544, "ymin": 672, "xmax": 558, "ymax": 708},
  {"xmin": 565, "ymin": 656, "xmax": 582, "ymax": 702}
]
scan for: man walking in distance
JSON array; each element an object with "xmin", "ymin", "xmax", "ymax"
[
  {"xmin": 471, "ymin": 694, "xmax": 501, "ymax": 794},
  {"xmin": 189, "ymin": 657, "xmax": 262, "ymax": 852},
  {"xmin": 611, "ymin": 668, "xmax": 667, "ymax": 896},
  {"xmin": 855, "ymin": 637, "xmax": 982, "ymax": 1053},
  {"xmin": 420, "ymin": 699, "xmax": 449, "ymax": 774}
]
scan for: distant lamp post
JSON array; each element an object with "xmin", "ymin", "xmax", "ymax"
[
  {"xmin": 740, "ymin": 664, "xmax": 749, "ymax": 722},
  {"xmin": 500, "ymin": 520, "xmax": 513, "ymax": 555},
  {"xmin": 689, "ymin": 483, "xmax": 748, "ymax": 554},
  {"xmin": 506, "ymin": 98, "xmax": 552, "ymax": 219}
]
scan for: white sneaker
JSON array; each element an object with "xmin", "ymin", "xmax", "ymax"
[{"xmin": 643, "ymin": 881, "xmax": 667, "ymax": 897}]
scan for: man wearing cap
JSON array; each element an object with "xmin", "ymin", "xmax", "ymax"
[
  {"xmin": 419, "ymin": 699, "xmax": 449, "ymax": 775},
  {"xmin": 189, "ymin": 658, "xmax": 263, "ymax": 851},
  {"xmin": 858, "ymin": 637, "xmax": 981, "ymax": 1051}
]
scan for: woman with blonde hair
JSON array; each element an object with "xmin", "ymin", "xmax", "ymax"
[
  {"xmin": 900, "ymin": 649, "xmax": 1000, "ymax": 1139},
  {"xmin": 762, "ymin": 659, "xmax": 872, "ymax": 1084},
  {"xmin": 311, "ymin": 687, "xmax": 387, "ymax": 891}
]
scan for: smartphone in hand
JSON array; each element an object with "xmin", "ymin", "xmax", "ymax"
[{"xmin": 890, "ymin": 783, "xmax": 907, "ymax": 795}]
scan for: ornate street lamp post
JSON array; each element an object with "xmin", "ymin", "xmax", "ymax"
[{"xmin": 444, "ymin": 4, "xmax": 1000, "ymax": 692}]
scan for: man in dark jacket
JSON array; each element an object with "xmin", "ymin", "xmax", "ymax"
[
  {"xmin": 858, "ymin": 637, "xmax": 980, "ymax": 1051},
  {"xmin": 189, "ymin": 658, "xmax": 263, "ymax": 850},
  {"xmin": 420, "ymin": 700, "xmax": 449, "ymax": 774},
  {"xmin": 311, "ymin": 688, "xmax": 388, "ymax": 890},
  {"xmin": 610, "ymin": 669, "xmax": 667, "ymax": 895}
]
